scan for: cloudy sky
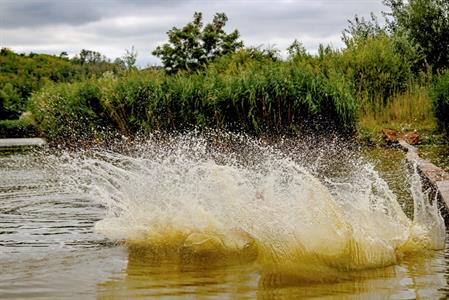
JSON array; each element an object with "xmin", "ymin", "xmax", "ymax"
[{"xmin": 0, "ymin": 0, "xmax": 385, "ymax": 67}]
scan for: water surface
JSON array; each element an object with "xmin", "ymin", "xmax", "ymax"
[{"xmin": 1, "ymin": 135, "xmax": 448, "ymax": 299}]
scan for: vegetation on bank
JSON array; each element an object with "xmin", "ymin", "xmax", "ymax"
[
  {"xmin": 1, "ymin": 0, "xmax": 449, "ymax": 143},
  {"xmin": 0, "ymin": 48, "xmax": 134, "ymax": 124},
  {"xmin": 0, "ymin": 117, "xmax": 36, "ymax": 138},
  {"xmin": 29, "ymin": 55, "xmax": 356, "ymax": 140},
  {"xmin": 432, "ymin": 71, "xmax": 449, "ymax": 134}
]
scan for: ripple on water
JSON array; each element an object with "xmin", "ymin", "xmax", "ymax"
[
  {"xmin": 0, "ymin": 134, "xmax": 449, "ymax": 299},
  {"xmin": 0, "ymin": 154, "xmax": 107, "ymax": 255}
]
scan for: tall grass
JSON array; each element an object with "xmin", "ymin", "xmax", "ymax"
[
  {"xmin": 29, "ymin": 56, "xmax": 357, "ymax": 140},
  {"xmin": 359, "ymin": 84, "xmax": 436, "ymax": 134}
]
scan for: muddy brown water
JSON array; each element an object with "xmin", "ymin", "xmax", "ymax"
[{"xmin": 1, "ymin": 145, "xmax": 449, "ymax": 300}]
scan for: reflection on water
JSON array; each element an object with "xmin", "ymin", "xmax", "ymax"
[
  {"xmin": 96, "ymin": 246, "xmax": 449, "ymax": 299},
  {"xmin": 1, "ymin": 135, "xmax": 449, "ymax": 299}
]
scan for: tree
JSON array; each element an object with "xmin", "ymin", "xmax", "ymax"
[
  {"xmin": 342, "ymin": 13, "xmax": 384, "ymax": 47},
  {"xmin": 152, "ymin": 12, "xmax": 243, "ymax": 73},
  {"xmin": 287, "ymin": 39, "xmax": 307, "ymax": 59},
  {"xmin": 122, "ymin": 46, "xmax": 138, "ymax": 70},
  {"xmin": 74, "ymin": 49, "xmax": 108, "ymax": 65},
  {"xmin": 0, "ymin": 48, "xmax": 13, "ymax": 56},
  {"xmin": 384, "ymin": 0, "xmax": 449, "ymax": 72}
]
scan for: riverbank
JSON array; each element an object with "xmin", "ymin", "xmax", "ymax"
[
  {"xmin": 0, "ymin": 138, "xmax": 46, "ymax": 153},
  {"xmin": 0, "ymin": 137, "xmax": 46, "ymax": 147}
]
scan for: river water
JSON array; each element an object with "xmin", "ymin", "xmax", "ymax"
[{"xmin": 1, "ymin": 134, "xmax": 448, "ymax": 299}]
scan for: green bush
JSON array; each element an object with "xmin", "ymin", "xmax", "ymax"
[
  {"xmin": 0, "ymin": 83, "xmax": 23, "ymax": 119},
  {"xmin": 286, "ymin": 36, "xmax": 412, "ymax": 107},
  {"xmin": 431, "ymin": 71, "xmax": 449, "ymax": 133},
  {"xmin": 29, "ymin": 80, "xmax": 111, "ymax": 139},
  {"xmin": 0, "ymin": 118, "xmax": 37, "ymax": 138},
  {"xmin": 338, "ymin": 35, "xmax": 411, "ymax": 100}
]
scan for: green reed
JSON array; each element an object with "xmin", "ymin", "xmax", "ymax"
[{"xmin": 30, "ymin": 57, "xmax": 357, "ymax": 140}]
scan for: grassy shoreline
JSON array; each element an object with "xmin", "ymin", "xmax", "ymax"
[{"xmin": 2, "ymin": 1, "xmax": 449, "ymax": 144}]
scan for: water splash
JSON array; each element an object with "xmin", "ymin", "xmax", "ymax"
[{"xmin": 58, "ymin": 132, "xmax": 445, "ymax": 277}]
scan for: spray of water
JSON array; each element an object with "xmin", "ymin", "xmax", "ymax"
[{"xmin": 56, "ymin": 132, "xmax": 445, "ymax": 278}]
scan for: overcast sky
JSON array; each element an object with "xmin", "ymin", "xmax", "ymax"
[{"xmin": 0, "ymin": 0, "xmax": 385, "ymax": 67}]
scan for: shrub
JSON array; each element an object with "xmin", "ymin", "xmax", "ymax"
[
  {"xmin": 339, "ymin": 35, "xmax": 411, "ymax": 100},
  {"xmin": 29, "ymin": 80, "xmax": 111, "ymax": 139},
  {"xmin": 0, "ymin": 118, "xmax": 37, "ymax": 138},
  {"xmin": 431, "ymin": 71, "xmax": 449, "ymax": 133}
]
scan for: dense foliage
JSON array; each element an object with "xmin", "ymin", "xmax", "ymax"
[
  {"xmin": 29, "ymin": 53, "xmax": 356, "ymax": 141},
  {"xmin": 0, "ymin": 48, "xmax": 124, "ymax": 120},
  {"xmin": 432, "ymin": 71, "xmax": 449, "ymax": 133},
  {"xmin": 385, "ymin": 0, "xmax": 449, "ymax": 72},
  {"xmin": 152, "ymin": 12, "xmax": 243, "ymax": 73}
]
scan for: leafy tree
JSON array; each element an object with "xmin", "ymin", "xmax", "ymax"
[
  {"xmin": 384, "ymin": 0, "xmax": 449, "ymax": 72},
  {"xmin": 122, "ymin": 46, "xmax": 138, "ymax": 70},
  {"xmin": 113, "ymin": 58, "xmax": 126, "ymax": 69},
  {"xmin": 152, "ymin": 12, "xmax": 243, "ymax": 73},
  {"xmin": 287, "ymin": 39, "xmax": 307, "ymax": 59},
  {"xmin": 0, "ymin": 48, "xmax": 13, "ymax": 56},
  {"xmin": 74, "ymin": 49, "xmax": 109, "ymax": 65},
  {"xmin": 342, "ymin": 13, "xmax": 384, "ymax": 47}
]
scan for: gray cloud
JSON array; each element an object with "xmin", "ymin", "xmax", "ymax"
[
  {"xmin": 0, "ymin": 0, "xmax": 101, "ymax": 28},
  {"xmin": 0, "ymin": 0, "xmax": 386, "ymax": 67}
]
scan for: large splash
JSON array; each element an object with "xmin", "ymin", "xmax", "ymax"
[{"xmin": 60, "ymin": 133, "xmax": 445, "ymax": 277}]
